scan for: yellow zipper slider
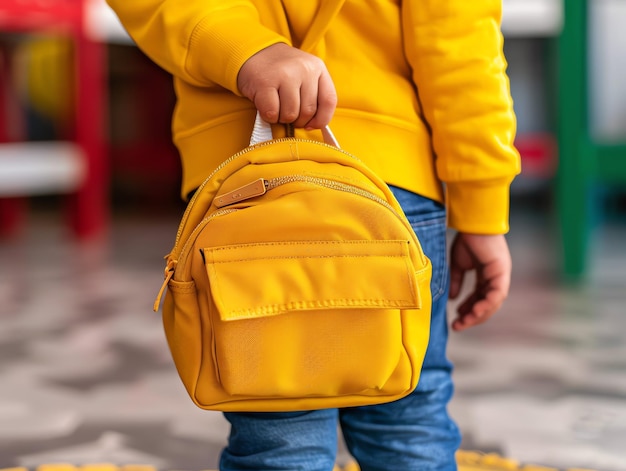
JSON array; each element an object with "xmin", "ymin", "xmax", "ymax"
[
  {"xmin": 214, "ymin": 178, "xmax": 267, "ymax": 208},
  {"xmin": 153, "ymin": 259, "xmax": 177, "ymax": 312}
]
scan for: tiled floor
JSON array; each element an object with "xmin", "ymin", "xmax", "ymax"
[{"xmin": 0, "ymin": 200, "xmax": 625, "ymax": 470}]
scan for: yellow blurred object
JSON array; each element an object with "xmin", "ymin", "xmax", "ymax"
[
  {"xmin": 341, "ymin": 462, "xmax": 360, "ymax": 471},
  {"xmin": 35, "ymin": 465, "xmax": 77, "ymax": 471},
  {"xmin": 79, "ymin": 466, "xmax": 118, "ymax": 471},
  {"xmin": 456, "ymin": 451, "xmax": 600, "ymax": 471},
  {"xmin": 482, "ymin": 453, "xmax": 520, "ymax": 469},
  {"xmin": 76, "ymin": 466, "xmax": 157, "ymax": 471},
  {"xmin": 15, "ymin": 36, "xmax": 75, "ymax": 125},
  {"xmin": 456, "ymin": 450, "xmax": 522, "ymax": 470}
]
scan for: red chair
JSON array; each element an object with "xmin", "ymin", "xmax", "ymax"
[{"xmin": 0, "ymin": 0, "xmax": 108, "ymax": 239}]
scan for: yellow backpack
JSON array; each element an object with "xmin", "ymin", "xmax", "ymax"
[{"xmin": 153, "ymin": 120, "xmax": 432, "ymax": 412}]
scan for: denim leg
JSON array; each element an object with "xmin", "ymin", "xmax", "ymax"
[
  {"xmin": 220, "ymin": 409, "xmax": 338, "ymax": 471},
  {"xmin": 339, "ymin": 187, "xmax": 461, "ymax": 471}
]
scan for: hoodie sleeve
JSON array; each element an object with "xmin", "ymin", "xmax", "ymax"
[
  {"xmin": 401, "ymin": 0, "xmax": 521, "ymax": 234},
  {"xmin": 106, "ymin": 0, "xmax": 290, "ymax": 94}
]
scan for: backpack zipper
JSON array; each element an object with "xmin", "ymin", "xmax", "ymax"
[
  {"xmin": 171, "ymin": 138, "xmax": 362, "ymax": 252},
  {"xmin": 213, "ymin": 174, "xmax": 419, "ymax": 248},
  {"xmin": 216, "ymin": 174, "xmax": 401, "ymax": 219}
]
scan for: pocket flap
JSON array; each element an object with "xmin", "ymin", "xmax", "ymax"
[{"xmin": 203, "ymin": 240, "xmax": 420, "ymax": 321}]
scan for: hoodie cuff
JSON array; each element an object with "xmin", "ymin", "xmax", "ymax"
[{"xmin": 446, "ymin": 180, "xmax": 512, "ymax": 234}]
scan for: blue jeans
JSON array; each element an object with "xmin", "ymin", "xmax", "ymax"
[{"xmin": 220, "ymin": 187, "xmax": 461, "ymax": 471}]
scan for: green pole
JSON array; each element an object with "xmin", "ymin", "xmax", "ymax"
[{"xmin": 557, "ymin": 0, "xmax": 591, "ymax": 279}]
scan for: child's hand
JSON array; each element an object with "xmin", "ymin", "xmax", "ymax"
[
  {"xmin": 237, "ymin": 43, "xmax": 337, "ymax": 129},
  {"xmin": 449, "ymin": 233, "xmax": 512, "ymax": 331}
]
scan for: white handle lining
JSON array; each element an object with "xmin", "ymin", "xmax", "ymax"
[{"xmin": 249, "ymin": 111, "xmax": 339, "ymax": 148}]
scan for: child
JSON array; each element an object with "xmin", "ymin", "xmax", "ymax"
[{"xmin": 107, "ymin": 1, "xmax": 520, "ymax": 469}]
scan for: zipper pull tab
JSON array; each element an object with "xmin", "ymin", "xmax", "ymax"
[
  {"xmin": 214, "ymin": 178, "xmax": 267, "ymax": 208},
  {"xmin": 153, "ymin": 259, "xmax": 177, "ymax": 312}
]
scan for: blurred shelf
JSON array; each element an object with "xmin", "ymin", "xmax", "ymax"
[
  {"xmin": 502, "ymin": 0, "xmax": 563, "ymax": 37},
  {"xmin": 84, "ymin": 0, "xmax": 130, "ymax": 44},
  {"xmin": 0, "ymin": 0, "xmax": 108, "ymax": 238},
  {"xmin": 0, "ymin": 142, "xmax": 85, "ymax": 196}
]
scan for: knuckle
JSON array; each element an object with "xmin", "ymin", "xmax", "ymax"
[
  {"xmin": 298, "ymin": 56, "xmax": 326, "ymax": 76},
  {"xmin": 238, "ymin": 83, "xmax": 253, "ymax": 99},
  {"xmin": 309, "ymin": 55, "xmax": 325, "ymax": 69},
  {"xmin": 277, "ymin": 69, "xmax": 295, "ymax": 82},
  {"xmin": 280, "ymin": 110, "xmax": 299, "ymax": 123},
  {"xmin": 261, "ymin": 109, "xmax": 279, "ymax": 122},
  {"xmin": 319, "ymin": 92, "xmax": 338, "ymax": 108},
  {"xmin": 301, "ymin": 103, "xmax": 317, "ymax": 116}
]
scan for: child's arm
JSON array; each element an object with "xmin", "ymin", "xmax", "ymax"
[
  {"xmin": 401, "ymin": 0, "xmax": 521, "ymax": 236},
  {"xmin": 402, "ymin": 1, "xmax": 520, "ymax": 329},
  {"xmin": 106, "ymin": 0, "xmax": 288, "ymax": 94}
]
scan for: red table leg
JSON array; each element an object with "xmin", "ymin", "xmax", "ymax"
[
  {"xmin": 0, "ymin": 43, "xmax": 27, "ymax": 238},
  {"xmin": 67, "ymin": 32, "xmax": 109, "ymax": 239}
]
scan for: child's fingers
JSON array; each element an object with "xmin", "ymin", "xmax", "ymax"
[
  {"xmin": 253, "ymin": 87, "xmax": 281, "ymax": 124},
  {"xmin": 305, "ymin": 71, "xmax": 337, "ymax": 130}
]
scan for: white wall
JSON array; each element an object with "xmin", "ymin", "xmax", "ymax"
[{"xmin": 590, "ymin": 0, "xmax": 626, "ymax": 142}]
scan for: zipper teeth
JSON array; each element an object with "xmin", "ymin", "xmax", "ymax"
[
  {"xmin": 266, "ymin": 175, "xmax": 420, "ymax": 247},
  {"xmin": 267, "ymin": 174, "xmax": 399, "ymax": 219},
  {"xmin": 176, "ymin": 208, "xmax": 237, "ymax": 274},
  {"xmin": 172, "ymin": 138, "xmax": 360, "ymax": 248}
]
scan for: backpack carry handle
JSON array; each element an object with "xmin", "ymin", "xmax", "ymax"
[{"xmin": 250, "ymin": 111, "xmax": 339, "ymax": 148}]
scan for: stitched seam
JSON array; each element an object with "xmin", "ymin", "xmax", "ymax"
[
  {"xmin": 209, "ymin": 254, "xmax": 406, "ymax": 263},
  {"xmin": 210, "ymin": 240, "xmax": 404, "ymax": 250},
  {"xmin": 225, "ymin": 298, "xmax": 416, "ymax": 318}
]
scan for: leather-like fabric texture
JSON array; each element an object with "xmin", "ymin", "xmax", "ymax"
[{"xmin": 155, "ymin": 136, "xmax": 432, "ymax": 412}]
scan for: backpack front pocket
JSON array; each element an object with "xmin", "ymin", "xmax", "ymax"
[{"xmin": 199, "ymin": 239, "xmax": 421, "ymax": 398}]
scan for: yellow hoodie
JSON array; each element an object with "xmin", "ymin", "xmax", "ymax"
[{"xmin": 106, "ymin": 0, "xmax": 520, "ymax": 234}]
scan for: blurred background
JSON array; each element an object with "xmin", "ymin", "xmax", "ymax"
[{"xmin": 0, "ymin": 0, "xmax": 625, "ymax": 470}]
